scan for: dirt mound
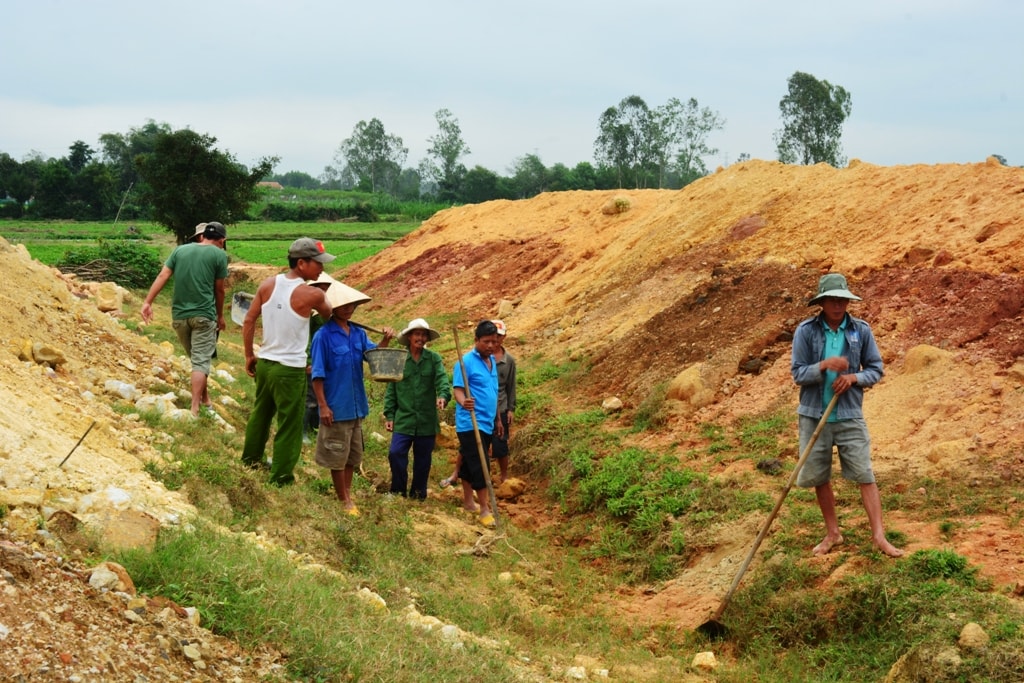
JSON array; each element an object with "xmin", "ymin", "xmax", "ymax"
[
  {"xmin": 1, "ymin": 157, "xmax": 1023, "ymax": 653},
  {"xmin": 340, "ymin": 158, "xmax": 1024, "ymax": 627},
  {"xmin": 344, "ymin": 159, "xmax": 1024, "ymax": 473}
]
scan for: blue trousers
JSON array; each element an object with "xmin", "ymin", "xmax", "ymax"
[{"xmin": 388, "ymin": 433, "xmax": 436, "ymax": 499}]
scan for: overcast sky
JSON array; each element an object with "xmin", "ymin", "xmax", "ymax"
[{"xmin": 2, "ymin": 1, "xmax": 1022, "ymax": 178}]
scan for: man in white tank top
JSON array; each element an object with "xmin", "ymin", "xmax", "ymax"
[{"xmin": 241, "ymin": 238, "xmax": 336, "ymax": 485}]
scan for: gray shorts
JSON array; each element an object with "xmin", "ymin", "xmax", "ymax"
[
  {"xmin": 315, "ymin": 418, "xmax": 363, "ymax": 470},
  {"xmin": 795, "ymin": 416, "xmax": 875, "ymax": 487},
  {"xmin": 172, "ymin": 317, "xmax": 218, "ymax": 375}
]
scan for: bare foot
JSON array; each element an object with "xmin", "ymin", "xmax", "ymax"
[
  {"xmin": 873, "ymin": 537, "xmax": 904, "ymax": 558},
  {"xmin": 813, "ymin": 534, "xmax": 844, "ymax": 556}
]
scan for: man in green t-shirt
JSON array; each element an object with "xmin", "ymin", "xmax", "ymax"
[{"xmin": 142, "ymin": 222, "xmax": 229, "ymax": 416}]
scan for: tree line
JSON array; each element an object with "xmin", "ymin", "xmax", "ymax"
[{"xmin": 0, "ymin": 72, "xmax": 862, "ymax": 235}]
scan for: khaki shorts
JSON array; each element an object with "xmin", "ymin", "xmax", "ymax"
[
  {"xmin": 172, "ymin": 317, "xmax": 218, "ymax": 375},
  {"xmin": 314, "ymin": 418, "xmax": 363, "ymax": 470},
  {"xmin": 796, "ymin": 416, "xmax": 875, "ymax": 487}
]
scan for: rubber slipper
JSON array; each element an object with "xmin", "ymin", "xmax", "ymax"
[
  {"xmin": 345, "ymin": 506, "xmax": 360, "ymax": 517},
  {"xmin": 479, "ymin": 513, "xmax": 495, "ymax": 529}
]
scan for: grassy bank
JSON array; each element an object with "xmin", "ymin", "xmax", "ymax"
[{"xmin": 105, "ymin": 308, "xmax": 1024, "ymax": 682}]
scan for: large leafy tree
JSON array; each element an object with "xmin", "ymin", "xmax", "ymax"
[
  {"xmin": 335, "ymin": 119, "xmax": 407, "ymax": 195},
  {"xmin": 30, "ymin": 142, "xmax": 117, "ymax": 220},
  {"xmin": 656, "ymin": 97, "xmax": 725, "ymax": 186},
  {"xmin": 0, "ymin": 152, "xmax": 40, "ymax": 208},
  {"xmin": 508, "ymin": 153, "xmax": 548, "ymax": 198},
  {"xmin": 594, "ymin": 95, "xmax": 658, "ymax": 189},
  {"xmin": 135, "ymin": 128, "xmax": 276, "ymax": 243},
  {"xmin": 422, "ymin": 108, "xmax": 471, "ymax": 202},
  {"xmin": 460, "ymin": 165, "xmax": 504, "ymax": 204},
  {"xmin": 774, "ymin": 71, "xmax": 852, "ymax": 166},
  {"xmin": 100, "ymin": 120, "xmax": 173, "ymax": 218}
]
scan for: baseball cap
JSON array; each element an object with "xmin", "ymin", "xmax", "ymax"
[
  {"xmin": 203, "ymin": 222, "xmax": 227, "ymax": 240},
  {"xmin": 289, "ymin": 237, "xmax": 336, "ymax": 263}
]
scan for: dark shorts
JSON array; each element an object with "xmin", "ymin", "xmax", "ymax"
[
  {"xmin": 492, "ymin": 411, "xmax": 511, "ymax": 459},
  {"xmin": 457, "ymin": 430, "xmax": 493, "ymax": 492}
]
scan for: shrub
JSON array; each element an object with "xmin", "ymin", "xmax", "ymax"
[{"xmin": 55, "ymin": 239, "xmax": 163, "ymax": 288}]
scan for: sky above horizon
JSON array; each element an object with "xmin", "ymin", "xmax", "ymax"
[{"xmin": 2, "ymin": 1, "xmax": 1022, "ymax": 178}]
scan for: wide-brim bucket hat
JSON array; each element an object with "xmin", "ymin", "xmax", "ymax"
[
  {"xmin": 808, "ymin": 273, "xmax": 862, "ymax": 306},
  {"xmin": 397, "ymin": 318, "xmax": 440, "ymax": 346},
  {"xmin": 325, "ymin": 281, "xmax": 371, "ymax": 309}
]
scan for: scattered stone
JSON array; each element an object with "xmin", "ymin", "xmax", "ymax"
[
  {"xmin": 884, "ymin": 645, "xmax": 962, "ymax": 682},
  {"xmin": 958, "ymin": 622, "xmax": 990, "ymax": 650},
  {"xmin": 667, "ymin": 364, "xmax": 715, "ymax": 409},
  {"xmin": 496, "ymin": 477, "xmax": 526, "ymax": 499},
  {"xmin": 356, "ymin": 586, "xmax": 387, "ymax": 611},
  {"xmin": 601, "ymin": 396, "xmax": 623, "ymax": 412},
  {"xmin": 0, "ymin": 541, "xmax": 38, "ymax": 580},
  {"xmin": 739, "ymin": 357, "xmax": 766, "ymax": 374},
  {"xmin": 103, "ymin": 379, "xmax": 139, "ymax": 401},
  {"xmin": 95, "ymin": 282, "xmax": 123, "ymax": 313},
  {"xmin": 756, "ymin": 458, "xmax": 783, "ymax": 476},
  {"xmin": 32, "ymin": 342, "xmax": 67, "ymax": 368},
  {"xmin": 98, "ymin": 509, "xmax": 161, "ymax": 552},
  {"xmin": 181, "ymin": 643, "xmax": 203, "ymax": 661},
  {"xmin": 691, "ymin": 651, "xmax": 719, "ymax": 671}
]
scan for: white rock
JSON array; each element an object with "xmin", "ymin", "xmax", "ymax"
[
  {"xmin": 103, "ymin": 380, "xmax": 139, "ymax": 401},
  {"xmin": 601, "ymin": 397, "xmax": 623, "ymax": 412},
  {"xmin": 214, "ymin": 369, "xmax": 236, "ymax": 383},
  {"xmin": 356, "ymin": 587, "xmax": 387, "ymax": 611},
  {"xmin": 692, "ymin": 651, "xmax": 719, "ymax": 671},
  {"xmin": 89, "ymin": 566, "xmax": 119, "ymax": 590}
]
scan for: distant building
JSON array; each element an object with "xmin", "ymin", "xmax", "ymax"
[{"xmin": 257, "ymin": 181, "xmax": 284, "ymax": 190}]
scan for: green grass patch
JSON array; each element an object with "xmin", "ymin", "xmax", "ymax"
[{"xmin": 718, "ymin": 548, "xmax": 1024, "ymax": 682}]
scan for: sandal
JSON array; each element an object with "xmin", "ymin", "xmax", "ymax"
[
  {"xmin": 479, "ymin": 513, "xmax": 496, "ymax": 529},
  {"xmin": 439, "ymin": 475, "xmax": 458, "ymax": 489}
]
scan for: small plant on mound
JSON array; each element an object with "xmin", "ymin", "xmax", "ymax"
[
  {"xmin": 899, "ymin": 547, "xmax": 979, "ymax": 586},
  {"xmin": 601, "ymin": 196, "xmax": 631, "ymax": 215},
  {"xmin": 718, "ymin": 547, "xmax": 1024, "ymax": 682},
  {"xmin": 56, "ymin": 238, "xmax": 163, "ymax": 288}
]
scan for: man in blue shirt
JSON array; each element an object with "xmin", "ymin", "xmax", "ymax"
[
  {"xmin": 791, "ymin": 273, "xmax": 903, "ymax": 558},
  {"xmin": 452, "ymin": 320, "xmax": 502, "ymax": 528},
  {"xmin": 310, "ymin": 281, "xmax": 394, "ymax": 515}
]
